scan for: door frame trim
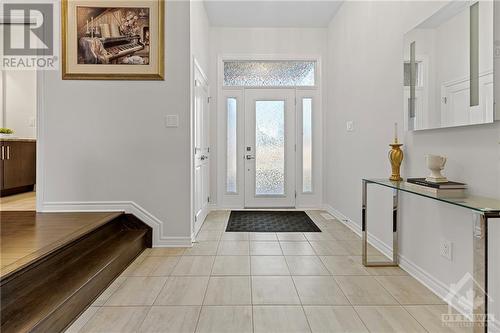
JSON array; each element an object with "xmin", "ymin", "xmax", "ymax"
[
  {"xmin": 191, "ymin": 57, "xmax": 210, "ymax": 240},
  {"xmin": 216, "ymin": 54, "xmax": 323, "ymax": 209},
  {"xmin": 0, "ymin": 13, "xmax": 45, "ymax": 211}
]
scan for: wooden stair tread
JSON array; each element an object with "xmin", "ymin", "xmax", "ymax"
[
  {"xmin": 1, "ymin": 228, "xmax": 147, "ymax": 333},
  {"xmin": 1, "ymin": 211, "xmax": 125, "ymax": 280}
]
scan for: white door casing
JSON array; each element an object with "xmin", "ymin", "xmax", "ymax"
[
  {"xmin": 440, "ymin": 71, "xmax": 493, "ymax": 127},
  {"xmin": 295, "ymin": 89, "xmax": 322, "ymax": 208},
  {"xmin": 244, "ymin": 89, "xmax": 296, "ymax": 208},
  {"xmin": 218, "ymin": 89, "xmax": 245, "ymax": 208},
  {"xmin": 216, "ymin": 55, "xmax": 323, "ymax": 209}
]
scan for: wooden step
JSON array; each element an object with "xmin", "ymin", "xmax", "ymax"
[
  {"xmin": 0, "ymin": 213, "xmax": 152, "ymax": 333},
  {"xmin": 1, "ymin": 211, "xmax": 125, "ymax": 280}
]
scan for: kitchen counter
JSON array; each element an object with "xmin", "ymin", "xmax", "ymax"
[{"xmin": 0, "ymin": 137, "xmax": 36, "ymax": 142}]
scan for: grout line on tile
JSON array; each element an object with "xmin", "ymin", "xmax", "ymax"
[{"xmin": 280, "ymin": 240, "xmax": 313, "ymax": 333}]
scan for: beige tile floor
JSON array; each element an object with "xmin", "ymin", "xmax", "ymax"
[{"xmin": 67, "ymin": 210, "xmax": 471, "ymax": 333}]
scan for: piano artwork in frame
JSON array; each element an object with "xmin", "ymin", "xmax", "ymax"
[{"xmin": 62, "ymin": 0, "xmax": 164, "ymax": 80}]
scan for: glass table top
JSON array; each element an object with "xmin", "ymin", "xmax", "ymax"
[{"xmin": 364, "ymin": 179, "xmax": 500, "ymax": 214}]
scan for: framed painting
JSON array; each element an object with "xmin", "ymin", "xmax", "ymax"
[{"xmin": 62, "ymin": 0, "xmax": 164, "ymax": 80}]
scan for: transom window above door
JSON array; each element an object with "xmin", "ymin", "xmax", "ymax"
[{"xmin": 223, "ymin": 60, "xmax": 316, "ymax": 87}]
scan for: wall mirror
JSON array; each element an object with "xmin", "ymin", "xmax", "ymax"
[{"xmin": 403, "ymin": 1, "xmax": 494, "ymax": 131}]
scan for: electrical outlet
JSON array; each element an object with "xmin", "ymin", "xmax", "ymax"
[
  {"xmin": 440, "ymin": 239, "xmax": 453, "ymax": 261},
  {"xmin": 346, "ymin": 121, "xmax": 354, "ymax": 132}
]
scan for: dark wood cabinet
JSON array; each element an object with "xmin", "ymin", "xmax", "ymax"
[{"xmin": 1, "ymin": 140, "xmax": 36, "ymax": 197}]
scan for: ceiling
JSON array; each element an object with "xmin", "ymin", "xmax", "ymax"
[
  {"xmin": 417, "ymin": 1, "xmax": 467, "ymax": 29},
  {"xmin": 204, "ymin": 1, "xmax": 344, "ymax": 28}
]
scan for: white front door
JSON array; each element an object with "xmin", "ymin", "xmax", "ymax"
[
  {"xmin": 244, "ymin": 89, "xmax": 296, "ymax": 208},
  {"xmin": 194, "ymin": 64, "xmax": 210, "ymax": 232}
]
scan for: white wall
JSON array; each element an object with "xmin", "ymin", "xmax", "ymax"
[
  {"xmin": 325, "ymin": 0, "xmax": 500, "ymax": 327},
  {"xmin": 0, "ymin": 72, "xmax": 2, "ymax": 128},
  {"xmin": 208, "ymin": 27, "xmax": 328, "ymax": 207},
  {"xmin": 190, "ymin": 0, "xmax": 210, "ymax": 235},
  {"xmin": 190, "ymin": 1, "xmax": 210, "ymax": 75},
  {"xmin": 41, "ymin": 1, "xmax": 192, "ymax": 246},
  {"xmin": 2, "ymin": 70, "xmax": 37, "ymax": 138}
]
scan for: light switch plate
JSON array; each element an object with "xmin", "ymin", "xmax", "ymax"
[{"xmin": 165, "ymin": 115, "xmax": 179, "ymax": 128}]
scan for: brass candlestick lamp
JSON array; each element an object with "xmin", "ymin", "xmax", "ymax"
[{"xmin": 389, "ymin": 123, "xmax": 403, "ymax": 181}]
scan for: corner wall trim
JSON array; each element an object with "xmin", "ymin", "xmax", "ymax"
[{"xmin": 41, "ymin": 201, "xmax": 192, "ymax": 247}]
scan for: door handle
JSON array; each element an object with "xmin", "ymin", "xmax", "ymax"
[
  {"xmin": 246, "ymin": 155, "xmax": 255, "ymax": 160},
  {"xmin": 1, "ymin": 146, "xmax": 4, "ymax": 160},
  {"xmin": 6, "ymin": 146, "xmax": 10, "ymax": 160}
]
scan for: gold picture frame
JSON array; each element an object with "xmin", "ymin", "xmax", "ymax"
[{"xmin": 62, "ymin": 0, "xmax": 164, "ymax": 80}]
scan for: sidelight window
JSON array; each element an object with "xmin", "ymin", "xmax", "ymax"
[
  {"xmin": 226, "ymin": 97, "xmax": 237, "ymax": 194},
  {"xmin": 302, "ymin": 98, "xmax": 313, "ymax": 193}
]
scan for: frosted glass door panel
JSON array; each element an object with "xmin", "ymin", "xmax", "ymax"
[
  {"xmin": 255, "ymin": 101, "xmax": 285, "ymax": 195},
  {"xmin": 244, "ymin": 89, "xmax": 296, "ymax": 208}
]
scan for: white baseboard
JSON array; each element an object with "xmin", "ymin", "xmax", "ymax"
[
  {"xmin": 210, "ymin": 204, "xmax": 242, "ymax": 210},
  {"xmin": 208, "ymin": 203, "xmax": 219, "ymax": 211},
  {"xmin": 491, "ymin": 320, "xmax": 500, "ymax": 333},
  {"xmin": 322, "ymin": 204, "xmax": 478, "ymax": 321},
  {"xmin": 41, "ymin": 201, "xmax": 192, "ymax": 247},
  {"xmin": 209, "ymin": 204, "xmax": 324, "ymax": 211},
  {"xmin": 192, "ymin": 206, "xmax": 213, "ymax": 242},
  {"xmin": 323, "ymin": 204, "xmax": 362, "ymax": 236}
]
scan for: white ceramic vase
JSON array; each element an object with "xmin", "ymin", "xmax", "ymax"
[{"xmin": 425, "ymin": 154, "xmax": 448, "ymax": 183}]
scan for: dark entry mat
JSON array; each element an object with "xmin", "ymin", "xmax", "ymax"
[{"xmin": 226, "ymin": 211, "xmax": 321, "ymax": 232}]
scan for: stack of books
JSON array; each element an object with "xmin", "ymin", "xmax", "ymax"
[{"xmin": 406, "ymin": 178, "xmax": 467, "ymax": 198}]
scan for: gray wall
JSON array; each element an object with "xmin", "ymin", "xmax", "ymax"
[
  {"xmin": 326, "ymin": 0, "xmax": 500, "ymax": 324},
  {"xmin": 41, "ymin": 1, "xmax": 192, "ymax": 243}
]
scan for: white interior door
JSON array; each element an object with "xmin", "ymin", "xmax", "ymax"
[
  {"xmin": 244, "ymin": 89, "xmax": 296, "ymax": 208},
  {"xmin": 194, "ymin": 64, "xmax": 210, "ymax": 232}
]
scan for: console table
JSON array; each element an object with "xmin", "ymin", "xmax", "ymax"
[{"xmin": 362, "ymin": 179, "xmax": 500, "ymax": 332}]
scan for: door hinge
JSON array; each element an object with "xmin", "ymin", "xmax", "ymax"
[
  {"xmin": 207, "ymin": 147, "xmax": 210, "ymax": 153},
  {"xmin": 295, "ymin": 191, "xmax": 297, "ymax": 198},
  {"xmin": 208, "ymin": 196, "xmax": 210, "ymax": 203},
  {"xmin": 294, "ymin": 144, "xmax": 296, "ymax": 152}
]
